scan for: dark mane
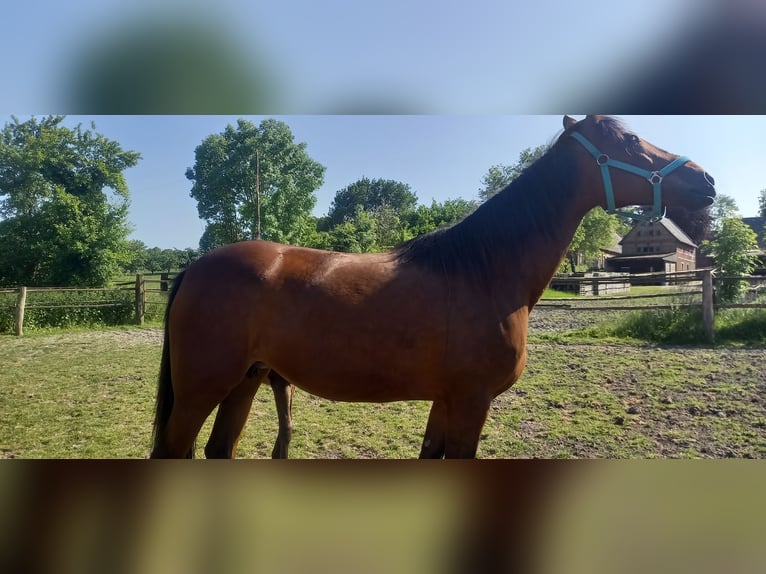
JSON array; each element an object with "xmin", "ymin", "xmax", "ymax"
[
  {"xmin": 393, "ymin": 128, "xmax": 582, "ymax": 286},
  {"xmin": 597, "ymin": 116, "xmax": 628, "ymax": 140}
]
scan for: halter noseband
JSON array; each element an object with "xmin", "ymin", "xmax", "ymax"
[{"xmin": 569, "ymin": 131, "xmax": 690, "ymax": 222}]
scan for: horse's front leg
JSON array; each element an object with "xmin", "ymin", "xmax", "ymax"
[
  {"xmin": 419, "ymin": 400, "xmax": 448, "ymax": 458},
  {"xmin": 443, "ymin": 397, "xmax": 492, "ymax": 459}
]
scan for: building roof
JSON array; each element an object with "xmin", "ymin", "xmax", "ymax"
[
  {"xmin": 602, "ymin": 231, "xmax": 623, "ymax": 255},
  {"xmin": 659, "ymin": 218, "xmax": 697, "ymax": 247},
  {"xmin": 608, "ymin": 252, "xmax": 677, "ymax": 263},
  {"xmin": 619, "ymin": 217, "xmax": 696, "ymax": 248}
]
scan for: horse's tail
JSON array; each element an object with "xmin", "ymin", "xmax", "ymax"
[{"xmin": 150, "ymin": 269, "xmax": 190, "ymax": 457}]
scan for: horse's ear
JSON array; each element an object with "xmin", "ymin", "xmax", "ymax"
[{"xmin": 563, "ymin": 115, "xmax": 578, "ymax": 131}]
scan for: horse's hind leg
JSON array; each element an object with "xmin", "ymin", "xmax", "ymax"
[
  {"xmin": 419, "ymin": 400, "xmax": 448, "ymax": 458},
  {"xmin": 204, "ymin": 366, "xmax": 270, "ymax": 459},
  {"xmin": 155, "ymin": 397, "xmax": 218, "ymax": 458},
  {"xmin": 270, "ymin": 372, "xmax": 294, "ymax": 459}
]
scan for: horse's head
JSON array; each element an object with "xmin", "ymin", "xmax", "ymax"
[{"xmin": 561, "ymin": 115, "xmax": 716, "ymax": 221}]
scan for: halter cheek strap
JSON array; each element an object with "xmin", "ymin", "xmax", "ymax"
[{"xmin": 569, "ymin": 131, "xmax": 690, "ymax": 223}]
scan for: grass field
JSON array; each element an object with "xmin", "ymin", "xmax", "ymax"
[{"xmin": 2, "ymin": 323, "xmax": 764, "ymax": 459}]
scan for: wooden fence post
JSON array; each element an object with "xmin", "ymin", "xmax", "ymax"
[
  {"xmin": 702, "ymin": 269, "xmax": 714, "ymax": 344},
  {"xmin": 135, "ymin": 274, "xmax": 145, "ymax": 325},
  {"xmin": 14, "ymin": 286, "xmax": 27, "ymax": 336}
]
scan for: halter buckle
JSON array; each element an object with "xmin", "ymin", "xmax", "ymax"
[
  {"xmin": 596, "ymin": 154, "xmax": 609, "ymax": 166},
  {"xmin": 649, "ymin": 172, "xmax": 662, "ymax": 185}
]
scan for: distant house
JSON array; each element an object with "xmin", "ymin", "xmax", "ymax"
[
  {"xmin": 606, "ymin": 218, "xmax": 697, "ymax": 274},
  {"xmin": 742, "ymin": 217, "xmax": 765, "ymax": 249}
]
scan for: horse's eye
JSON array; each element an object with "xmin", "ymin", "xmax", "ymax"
[{"xmin": 627, "ymin": 134, "xmax": 640, "ymax": 144}]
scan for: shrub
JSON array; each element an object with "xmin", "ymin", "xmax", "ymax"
[
  {"xmin": 0, "ymin": 288, "xmax": 135, "ymax": 333},
  {"xmin": 715, "ymin": 308, "xmax": 766, "ymax": 343},
  {"xmin": 606, "ymin": 307, "xmax": 707, "ymax": 344},
  {"xmin": 590, "ymin": 306, "xmax": 766, "ymax": 345}
]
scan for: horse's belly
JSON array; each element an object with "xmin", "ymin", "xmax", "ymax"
[{"xmin": 267, "ymin": 352, "xmax": 438, "ymax": 403}]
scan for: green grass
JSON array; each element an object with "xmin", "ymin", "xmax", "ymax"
[
  {"xmin": 0, "ymin": 330, "xmax": 159, "ymax": 458},
  {"xmin": 541, "ymin": 288, "xmax": 578, "ymax": 299},
  {"xmin": 2, "ymin": 327, "xmax": 764, "ymax": 459}
]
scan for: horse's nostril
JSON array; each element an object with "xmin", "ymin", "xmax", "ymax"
[{"xmin": 704, "ymin": 172, "xmax": 715, "ymax": 187}]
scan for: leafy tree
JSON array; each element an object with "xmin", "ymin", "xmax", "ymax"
[
  {"xmin": 198, "ymin": 222, "xmax": 240, "ymax": 254},
  {"xmin": 0, "ymin": 116, "xmax": 140, "ymax": 286},
  {"xmin": 144, "ymin": 247, "xmax": 181, "ymax": 273},
  {"xmin": 371, "ymin": 204, "xmax": 410, "ymax": 250},
  {"xmin": 178, "ymin": 247, "xmax": 200, "ymax": 269},
  {"xmin": 327, "ymin": 177, "xmax": 418, "ymax": 226},
  {"xmin": 123, "ymin": 240, "xmax": 148, "ymax": 273},
  {"xmin": 144, "ymin": 247, "xmax": 165, "ymax": 273},
  {"xmin": 478, "ymin": 145, "xmax": 546, "ymax": 201},
  {"xmin": 406, "ymin": 198, "xmax": 478, "ymax": 237},
  {"xmin": 702, "ymin": 217, "xmax": 759, "ymax": 302},
  {"xmin": 137, "ymin": 246, "xmax": 198, "ymax": 273},
  {"xmin": 325, "ymin": 207, "xmax": 378, "ymax": 253},
  {"xmin": 187, "ymin": 118, "xmax": 325, "ymax": 250},
  {"xmin": 709, "ymin": 193, "xmax": 740, "ymax": 227},
  {"xmin": 568, "ymin": 207, "xmax": 619, "ymax": 270},
  {"xmin": 317, "ymin": 177, "xmax": 420, "ymax": 253},
  {"xmin": 759, "ymin": 188, "xmax": 766, "ymax": 219}
]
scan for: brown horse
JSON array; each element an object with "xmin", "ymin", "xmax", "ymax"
[{"xmin": 150, "ymin": 115, "xmax": 715, "ymax": 459}]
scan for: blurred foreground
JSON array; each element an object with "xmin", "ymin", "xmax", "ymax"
[
  {"xmin": 1, "ymin": 461, "xmax": 763, "ymax": 574},
  {"xmin": 3, "ymin": 0, "xmax": 766, "ymax": 113}
]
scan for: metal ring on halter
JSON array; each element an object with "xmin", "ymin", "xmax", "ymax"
[
  {"xmin": 649, "ymin": 172, "xmax": 662, "ymax": 184},
  {"xmin": 597, "ymin": 154, "xmax": 609, "ymax": 166}
]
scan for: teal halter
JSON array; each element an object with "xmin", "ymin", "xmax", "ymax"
[{"xmin": 569, "ymin": 131, "xmax": 690, "ymax": 222}]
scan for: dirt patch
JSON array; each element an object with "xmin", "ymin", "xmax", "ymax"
[
  {"xmin": 29, "ymin": 328, "xmax": 163, "ymax": 347},
  {"xmin": 509, "ymin": 342, "xmax": 766, "ymax": 458}
]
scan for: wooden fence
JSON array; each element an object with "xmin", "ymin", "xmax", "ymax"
[
  {"xmin": 132, "ymin": 273, "xmax": 176, "ymax": 326},
  {"xmin": 538, "ymin": 269, "xmax": 766, "ymax": 342},
  {"xmin": 3, "ymin": 270, "xmax": 766, "ymax": 342},
  {"xmin": 1, "ymin": 273, "xmax": 176, "ymax": 336}
]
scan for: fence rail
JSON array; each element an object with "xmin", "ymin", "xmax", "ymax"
[{"xmin": 3, "ymin": 270, "xmax": 766, "ymax": 341}]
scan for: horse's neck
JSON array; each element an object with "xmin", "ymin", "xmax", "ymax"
[{"xmin": 474, "ymin": 149, "xmax": 594, "ymax": 307}]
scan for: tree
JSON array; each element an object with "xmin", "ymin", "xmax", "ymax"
[
  {"xmin": 709, "ymin": 193, "xmax": 740, "ymax": 227},
  {"xmin": 568, "ymin": 207, "xmax": 619, "ymax": 270},
  {"xmin": 759, "ymin": 188, "xmax": 766, "ymax": 219},
  {"xmin": 406, "ymin": 198, "xmax": 478, "ymax": 237},
  {"xmin": 317, "ymin": 177, "xmax": 420, "ymax": 253},
  {"xmin": 178, "ymin": 248, "xmax": 200, "ymax": 269},
  {"xmin": 144, "ymin": 247, "xmax": 165, "ymax": 273},
  {"xmin": 327, "ymin": 177, "xmax": 418, "ymax": 226},
  {"xmin": 478, "ymin": 145, "xmax": 546, "ymax": 201},
  {"xmin": 0, "ymin": 116, "xmax": 140, "ymax": 286},
  {"xmin": 187, "ymin": 118, "xmax": 325, "ymax": 250},
  {"xmin": 123, "ymin": 240, "xmax": 148, "ymax": 273},
  {"xmin": 325, "ymin": 207, "xmax": 378, "ymax": 253},
  {"xmin": 702, "ymin": 217, "xmax": 759, "ymax": 302},
  {"xmin": 371, "ymin": 204, "xmax": 410, "ymax": 251}
]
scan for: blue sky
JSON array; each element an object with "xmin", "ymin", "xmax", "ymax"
[{"xmin": 4, "ymin": 115, "xmax": 765, "ymax": 249}]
